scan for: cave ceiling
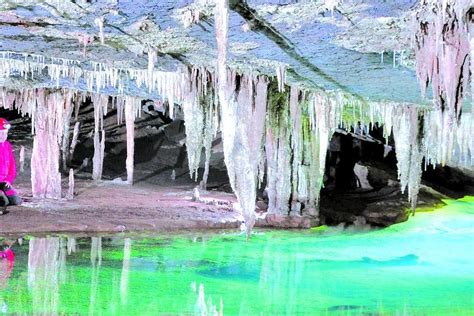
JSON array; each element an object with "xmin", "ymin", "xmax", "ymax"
[{"xmin": 0, "ymin": 0, "xmax": 430, "ymax": 104}]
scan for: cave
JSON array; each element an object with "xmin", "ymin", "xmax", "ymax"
[{"xmin": 0, "ymin": 0, "xmax": 473, "ymax": 314}]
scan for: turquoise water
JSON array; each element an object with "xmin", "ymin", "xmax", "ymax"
[{"xmin": 0, "ymin": 197, "xmax": 473, "ymax": 315}]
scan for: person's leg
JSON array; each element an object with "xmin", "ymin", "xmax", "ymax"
[
  {"xmin": 0, "ymin": 191, "xmax": 9, "ymax": 207},
  {"xmin": 7, "ymin": 195, "xmax": 22, "ymax": 206},
  {"xmin": 4, "ymin": 187, "xmax": 21, "ymax": 206}
]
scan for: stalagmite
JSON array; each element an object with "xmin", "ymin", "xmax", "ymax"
[
  {"xmin": 67, "ymin": 168, "xmax": 74, "ymax": 200},
  {"xmin": 19, "ymin": 145, "xmax": 25, "ymax": 173}
]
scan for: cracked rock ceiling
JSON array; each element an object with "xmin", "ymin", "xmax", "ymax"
[{"xmin": 0, "ymin": 0, "xmax": 453, "ymax": 104}]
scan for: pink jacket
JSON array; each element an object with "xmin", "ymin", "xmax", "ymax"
[{"xmin": 0, "ymin": 141, "xmax": 16, "ymax": 184}]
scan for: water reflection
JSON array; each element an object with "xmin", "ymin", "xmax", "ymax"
[
  {"xmin": 90, "ymin": 237, "xmax": 102, "ymax": 316},
  {"xmin": 120, "ymin": 238, "xmax": 131, "ymax": 306},
  {"xmin": 194, "ymin": 283, "xmax": 223, "ymax": 316},
  {"xmin": 28, "ymin": 237, "xmax": 63, "ymax": 314},
  {"xmin": 0, "ymin": 202, "xmax": 472, "ymax": 315}
]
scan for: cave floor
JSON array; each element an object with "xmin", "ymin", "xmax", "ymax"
[{"xmin": 0, "ymin": 178, "xmax": 242, "ymax": 236}]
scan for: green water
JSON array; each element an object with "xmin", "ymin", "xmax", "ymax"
[{"xmin": 0, "ymin": 197, "xmax": 473, "ymax": 315}]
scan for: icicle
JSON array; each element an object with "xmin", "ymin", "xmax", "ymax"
[
  {"xmin": 380, "ymin": 50, "xmax": 384, "ymax": 64},
  {"xmin": 124, "ymin": 96, "xmax": 137, "ymax": 185},
  {"xmin": 94, "ymin": 16, "xmax": 105, "ymax": 45},
  {"xmin": 66, "ymin": 168, "xmax": 74, "ymax": 200},
  {"xmin": 19, "ymin": 145, "xmax": 25, "ymax": 173}
]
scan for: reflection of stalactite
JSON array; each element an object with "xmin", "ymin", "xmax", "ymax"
[
  {"xmin": 258, "ymin": 239, "xmax": 303, "ymax": 315},
  {"xmin": 193, "ymin": 283, "xmax": 223, "ymax": 316},
  {"xmin": 67, "ymin": 237, "xmax": 76, "ymax": 255},
  {"xmin": 28, "ymin": 237, "xmax": 63, "ymax": 315},
  {"xmin": 120, "ymin": 238, "xmax": 131, "ymax": 305},
  {"xmin": 89, "ymin": 237, "xmax": 102, "ymax": 316}
]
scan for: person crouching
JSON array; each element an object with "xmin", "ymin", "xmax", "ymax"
[{"xmin": 0, "ymin": 118, "xmax": 22, "ymax": 207}]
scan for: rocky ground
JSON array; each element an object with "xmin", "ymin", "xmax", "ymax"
[{"xmin": 1, "ymin": 103, "xmax": 472, "ymax": 236}]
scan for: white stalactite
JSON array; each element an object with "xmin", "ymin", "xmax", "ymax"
[
  {"xmin": 391, "ymin": 105, "xmax": 423, "ymax": 212},
  {"xmin": 31, "ymin": 90, "xmax": 68, "ymax": 199},
  {"xmin": 124, "ymin": 96, "xmax": 139, "ymax": 185},
  {"xmin": 69, "ymin": 121, "xmax": 81, "ymax": 159},
  {"xmin": 61, "ymin": 97, "xmax": 75, "ymax": 171},
  {"xmin": 92, "ymin": 94, "xmax": 107, "ymax": 181},
  {"xmin": 276, "ymin": 65, "xmax": 286, "ymax": 92},
  {"xmin": 94, "ymin": 16, "xmax": 105, "ymax": 45},
  {"xmin": 414, "ymin": 0, "xmax": 471, "ymax": 118}
]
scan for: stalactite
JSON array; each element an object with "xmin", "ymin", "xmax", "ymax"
[
  {"xmin": 92, "ymin": 94, "xmax": 107, "ymax": 181},
  {"xmin": 182, "ymin": 67, "xmax": 218, "ymax": 186},
  {"xmin": 95, "ymin": 16, "xmax": 105, "ymax": 45},
  {"xmin": 220, "ymin": 71, "xmax": 268, "ymax": 237},
  {"xmin": 201, "ymin": 96, "xmax": 218, "ymax": 190},
  {"xmin": 391, "ymin": 105, "xmax": 423, "ymax": 212},
  {"xmin": 265, "ymin": 87, "xmax": 292, "ymax": 216},
  {"xmin": 61, "ymin": 97, "xmax": 75, "ymax": 171},
  {"xmin": 182, "ymin": 76, "xmax": 205, "ymax": 181},
  {"xmin": 69, "ymin": 121, "xmax": 81, "ymax": 160},
  {"xmin": 31, "ymin": 90, "xmax": 68, "ymax": 199},
  {"xmin": 124, "ymin": 96, "xmax": 140, "ymax": 184},
  {"xmin": 276, "ymin": 65, "xmax": 286, "ymax": 93},
  {"xmin": 414, "ymin": 0, "xmax": 471, "ymax": 118}
]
